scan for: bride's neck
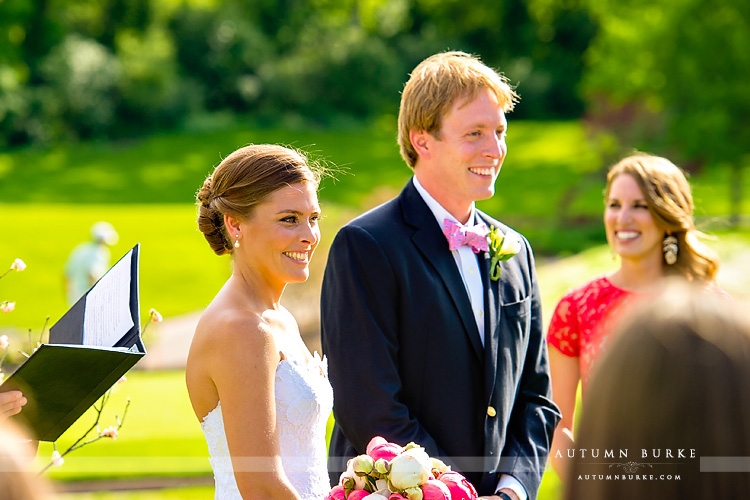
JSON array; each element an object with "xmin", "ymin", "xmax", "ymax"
[{"xmin": 230, "ymin": 265, "xmax": 286, "ymax": 310}]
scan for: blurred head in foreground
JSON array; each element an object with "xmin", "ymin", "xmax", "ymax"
[
  {"xmin": 0, "ymin": 421, "xmax": 53, "ymax": 499},
  {"xmin": 566, "ymin": 282, "xmax": 750, "ymax": 499}
]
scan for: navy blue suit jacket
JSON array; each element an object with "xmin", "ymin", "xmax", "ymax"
[{"xmin": 321, "ymin": 180, "xmax": 560, "ymax": 498}]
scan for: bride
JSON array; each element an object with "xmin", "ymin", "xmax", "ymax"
[{"xmin": 186, "ymin": 144, "xmax": 332, "ymax": 499}]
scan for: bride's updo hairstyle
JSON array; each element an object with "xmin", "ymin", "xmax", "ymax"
[
  {"xmin": 604, "ymin": 153, "xmax": 719, "ymax": 282},
  {"xmin": 196, "ymin": 144, "xmax": 320, "ymax": 255}
]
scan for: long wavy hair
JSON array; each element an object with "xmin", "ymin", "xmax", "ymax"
[{"xmin": 605, "ymin": 153, "xmax": 719, "ymax": 282}]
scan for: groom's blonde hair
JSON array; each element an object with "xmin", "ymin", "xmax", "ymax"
[{"xmin": 398, "ymin": 51, "xmax": 518, "ymax": 169}]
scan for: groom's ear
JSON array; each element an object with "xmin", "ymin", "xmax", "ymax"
[{"xmin": 410, "ymin": 129, "xmax": 432, "ymax": 160}]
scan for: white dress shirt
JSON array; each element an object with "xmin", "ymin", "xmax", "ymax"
[
  {"xmin": 412, "ymin": 176, "xmax": 528, "ymax": 500},
  {"xmin": 412, "ymin": 177, "xmax": 486, "ymax": 345}
]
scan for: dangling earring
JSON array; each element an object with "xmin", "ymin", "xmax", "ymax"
[
  {"xmin": 234, "ymin": 234, "xmax": 240, "ymax": 249},
  {"xmin": 663, "ymin": 234, "xmax": 678, "ymax": 265}
]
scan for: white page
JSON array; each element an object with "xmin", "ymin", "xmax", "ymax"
[{"xmin": 82, "ymin": 250, "xmax": 135, "ymax": 347}]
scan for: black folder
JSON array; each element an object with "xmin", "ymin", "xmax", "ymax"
[{"xmin": 0, "ymin": 245, "xmax": 146, "ymax": 441}]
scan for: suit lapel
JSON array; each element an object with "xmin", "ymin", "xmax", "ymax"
[
  {"xmin": 478, "ymin": 213, "xmax": 501, "ymax": 403},
  {"xmin": 400, "ymin": 182, "xmax": 484, "ymax": 362}
]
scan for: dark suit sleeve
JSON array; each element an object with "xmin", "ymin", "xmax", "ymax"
[
  {"xmin": 321, "ymin": 224, "xmax": 448, "ymax": 459},
  {"xmin": 498, "ymin": 239, "xmax": 561, "ymax": 498}
]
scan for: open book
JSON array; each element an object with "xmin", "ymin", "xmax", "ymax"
[{"xmin": 0, "ymin": 245, "xmax": 146, "ymax": 441}]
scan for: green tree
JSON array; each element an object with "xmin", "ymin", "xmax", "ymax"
[
  {"xmin": 2, "ymin": 0, "xmax": 595, "ymax": 147},
  {"xmin": 409, "ymin": 0, "xmax": 595, "ymax": 118},
  {"xmin": 576, "ymin": 0, "xmax": 750, "ymax": 222}
]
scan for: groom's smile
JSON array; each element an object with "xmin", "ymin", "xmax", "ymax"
[{"xmin": 468, "ymin": 166, "xmax": 497, "ymax": 177}]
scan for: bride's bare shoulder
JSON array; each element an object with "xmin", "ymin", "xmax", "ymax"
[
  {"xmin": 193, "ymin": 292, "xmax": 275, "ymax": 362},
  {"xmin": 186, "ymin": 303, "xmax": 281, "ymax": 420},
  {"xmin": 194, "ymin": 302, "xmax": 272, "ymax": 351}
]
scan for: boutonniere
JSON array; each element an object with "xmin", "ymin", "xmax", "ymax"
[{"xmin": 487, "ymin": 226, "xmax": 521, "ymax": 281}]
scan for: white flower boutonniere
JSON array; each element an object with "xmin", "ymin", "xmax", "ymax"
[{"xmin": 487, "ymin": 226, "xmax": 521, "ymax": 281}]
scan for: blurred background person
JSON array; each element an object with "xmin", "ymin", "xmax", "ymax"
[
  {"xmin": 63, "ymin": 221, "xmax": 119, "ymax": 305},
  {"xmin": 565, "ymin": 281, "xmax": 750, "ymax": 499},
  {"xmin": 546, "ymin": 153, "xmax": 723, "ymax": 479}
]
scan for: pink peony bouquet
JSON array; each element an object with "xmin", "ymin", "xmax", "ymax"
[{"xmin": 327, "ymin": 436, "xmax": 478, "ymax": 500}]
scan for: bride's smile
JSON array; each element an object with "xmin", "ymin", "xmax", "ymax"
[{"xmin": 232, "ymin": 181, "xmax": 321, "ymax": 288}]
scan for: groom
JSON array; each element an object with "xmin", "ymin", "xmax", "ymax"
[{"xmin": 321, "ymin": 52, "xmax": 560, "ymax": 500}]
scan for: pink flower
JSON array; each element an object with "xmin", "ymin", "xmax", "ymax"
[
  {"xmin": 366, "ymin": 436, "xmax": 404, "ymax": 462},
  {"xmin": 327, "ymin": 485, "xmax": 347, "ymax": 500},
  {"xmin": 149, "ymin": 308, "xmax": 163, "ymax": 323},
  {"xmin": 390, "ymin": 495, "xmax": 408, "ymax": 500},
  {"xmin": 10, "ymin": 259, "xmax": 26, "ymax": 271},
  {"xmin": 0, "ymin": 335, "xmax": 8, "ymax": 350},
  {"xmin": 421, "ymin": 479, "xmax": 452, "ymax": 500},
  {"xmin": 51, "ymin": 450, "xmax": 65, "ymax": 467},
  {"xmin": 348, "ymin": 490, "xmax": 372, "ymax": 500},
  {"xmin": 367, "ymin": 436, "xmax": 388, "ymax": 454},
  {"xmin": 1, "ymin": 301, "xmax": 15, "ymax": 313},
  {"xmin": 436, "ymin": 472, "xmax": 478, "ymax": 500},
  {"xmin": 101, "ymin": 426, "xmax": 118, "ymax": 439}
]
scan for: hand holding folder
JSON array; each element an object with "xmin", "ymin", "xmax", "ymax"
[{"xmin": 0, "ymin": 245, "xmax": 146, "ymax": 441}]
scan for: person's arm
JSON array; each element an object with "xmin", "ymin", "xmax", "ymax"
[
  {"xmin": 543, "ymin": 288, "xmax": 582, "ymax": 483},
  {"xmin": 548, "ymin": 346, "xmax": 579, "ymax": 481},
  {"xmin": 321, "ymin": 225, "xmax": 447, "ymax": 457},
  {"xmin": 210, "ymin": 314, "xmax": 301, "ymax": 500},
  {"xmin": 0, "ymin": 390, "xmax": 27, "ymax": 421},
  {"xmin": 496, "ymin": 241, "xmax": 561, "ymax": 499}
]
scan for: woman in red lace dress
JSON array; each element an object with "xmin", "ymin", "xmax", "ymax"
[{"xmin": 546, "ymin": 153, "xmax": 722, "ymax": 480}]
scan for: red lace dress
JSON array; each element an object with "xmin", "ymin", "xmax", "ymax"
[{"xmin": 546, "ymin": 276, "xmax": 642, "ymax": 393}]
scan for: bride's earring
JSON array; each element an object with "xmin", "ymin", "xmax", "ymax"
[
  {"xmin": 663, "ymin": 234, "xmax": 678, "ymax": 265},
  {"xmin": 234, "ymin": 234, "xmax": 240, "ymax": 249}
]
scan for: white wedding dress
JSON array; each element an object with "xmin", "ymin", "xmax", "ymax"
[{"xmin": 200, "ymin": 351, "xmax": 334, "ymax": 499}]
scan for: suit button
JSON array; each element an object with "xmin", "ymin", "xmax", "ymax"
[{"xmin": 487, "ymin": 406, "xmax": 496, "ymax": 417}]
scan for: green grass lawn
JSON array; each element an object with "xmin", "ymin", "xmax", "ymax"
[
  {"xmin": 5, "ymin": 117, "xmax": 740, "ymax": 219},
  {"xmin": 35, "ymin": 370, "xmax": 210, "ymax": 481},
  {"xmin": 59, "ymin": 486, "xmax": 215, "ymax": 500},
  {"xmin": 0, "ymin": 203, "xmax": 230, "ymax": 341}
]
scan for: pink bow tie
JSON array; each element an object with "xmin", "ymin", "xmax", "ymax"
[{"xmin": 442, "ymin": 218, "xmax": 489, "ymax": 253}]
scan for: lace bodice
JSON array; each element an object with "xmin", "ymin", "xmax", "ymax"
[
  {"xmin": 546, "ymin": 276, "xmax": 639, "ymax": 392},
  {"xmin": 200, "ymin": 352, "xmax": 333, "ymax": 499}
]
